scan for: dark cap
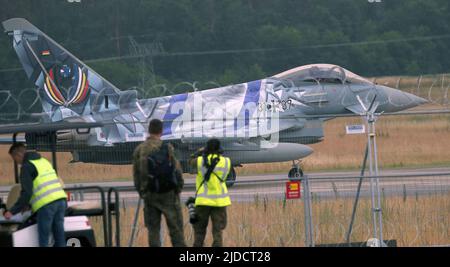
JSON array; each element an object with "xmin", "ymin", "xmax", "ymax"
[{"xmin": 205, "ymin": 138, "xmax": 221, "ymax": 154}]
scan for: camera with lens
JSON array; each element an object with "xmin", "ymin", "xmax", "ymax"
[{"xmin": 185, "ymin": 197, "xmax": 198, "ymax": 224}]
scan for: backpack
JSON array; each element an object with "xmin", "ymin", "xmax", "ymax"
[{"xmin": 146, "ymin": 143, "xmax": 178, "ymax": 193}]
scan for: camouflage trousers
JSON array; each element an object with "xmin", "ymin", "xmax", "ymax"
[
  {"xmin": 193, "ymin": 206, "xmax": 227, "ymax": 247},
  {"xmin": 143, "ymin": 191, "xmax": 186, "ymax": 247}
]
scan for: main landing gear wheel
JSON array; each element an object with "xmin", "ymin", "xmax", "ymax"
[
  {"xmin": 288, "ymin": 160, "xmax": 304, "ymax": 180},
  {"xmin": 226, "ymin": 167, "xmax": 236, "ymax": 188}
]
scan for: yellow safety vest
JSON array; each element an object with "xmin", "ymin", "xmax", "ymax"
[
  {"xmin": 29, "ymin": 158, "xmax": 67, "ymax": 213},
  {"xmin": 195, "ymin": 154, "xmax": 231, "ymax": 207}
]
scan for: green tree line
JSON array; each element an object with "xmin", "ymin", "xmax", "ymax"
[{"xmin": 0, "ymin": 0, "xmax": 449, "ymax": 97}]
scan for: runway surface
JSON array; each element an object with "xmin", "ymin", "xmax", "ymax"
[{"xmin": 1, "ymin": 167, "xmax": 450, "ymax": 203}]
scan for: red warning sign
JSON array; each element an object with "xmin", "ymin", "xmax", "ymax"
[{"xmin": 286, "ymin": 181, "xmax": 301, "ymax": 199}]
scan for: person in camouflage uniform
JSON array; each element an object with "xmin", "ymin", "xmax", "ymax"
[{"xmin": 133, "ymin": 119, "xmax": 186, "ymax": 247}]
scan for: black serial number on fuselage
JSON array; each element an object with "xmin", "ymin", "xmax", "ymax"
[{"xmin": 258, "ymin": 99, "xmax": 293, "ymax": 112}]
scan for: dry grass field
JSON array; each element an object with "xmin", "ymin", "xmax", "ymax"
[{"xmin": 89, "ymin": 192, "xmax": 450, "ymax": 247}]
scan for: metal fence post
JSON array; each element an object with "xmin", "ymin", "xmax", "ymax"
[
  {"xmin": 160, "ymin": 222, "xmax": 164, "ymax": 247},
  {"xmin": 75, "ymin": 184, "xmax": 79, "ymax": 201},
  {"xmin": 79, "ymin": 184, "xmax": 84, "ymax": 201},
  {"xmin": 367, "ymin": 113, "xmax": 384, "ymax": 246},
  {"xmin": 372, "ymin": 120, "xmax": 384, "ymax": 244},
  {"xmin": 129, "ymin": 197, "xmax": 142, "ymax": 247},
  {"xmin": 303, "ymin": 175, "xmax": 314, "ymax": 247},
  {"xmin": 128, "ymin": 195, "xmax": 164, "ymax": 247},
  {"xmin": 345, "ymin": 144, "xmax": 369, "ymax": 244}
]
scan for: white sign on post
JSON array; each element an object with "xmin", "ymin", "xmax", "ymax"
[{"xmin": 346, "ymin": 124, "xmax": 365, "ymax": 134}]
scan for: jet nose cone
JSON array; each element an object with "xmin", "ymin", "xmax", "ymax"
[
  {"xmin": 303, "ymin": 145, "xmax": 314, "ymax": 157},
  {"xmin": 282, "ymin": 143, "xmax": 314, "ymax": 159},
  {"xmin": 408, "ymin": 93, "xmax": 428, "ymax": 106},
  {"xmin": 378, "ymin": 85, "xmax": 428, "ymax": 112}
]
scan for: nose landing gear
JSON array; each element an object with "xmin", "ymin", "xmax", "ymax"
[{"xmin": 288, "ymin": 160, "xmax": 304, "ymax": 180}]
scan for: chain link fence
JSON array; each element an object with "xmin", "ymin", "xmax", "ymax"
[{"xmin": 50, "ymin": 172, "xmax": 449, "ymax": 247}]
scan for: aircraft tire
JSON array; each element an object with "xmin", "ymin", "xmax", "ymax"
[{"xmin": 288, "ymin": 167, "xmax": 304, "ymax": 180}]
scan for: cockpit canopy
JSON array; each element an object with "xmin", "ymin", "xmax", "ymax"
[{"xmin": 272, "ymin": 64, "xmax": 372, "ymax": 85}]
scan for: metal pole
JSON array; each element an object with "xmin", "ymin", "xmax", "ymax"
[
  {"xmin": 367, "ymin": 117, "xmax": 378, "ymax": 238},
  {"xmin": 128, "ymin": 197, "xmax": 142, "ymax": 247},
  {"xmin": 160, "ymin": 221, "xmax": 165, "ymax": 247},
  {"xmin": 50, "ymin": 131, "xmax": 58, "ymax": 172},
  {"xmin": 372, "ymin": 121, "xmax": 384, "ymax": 244},
  {"xmin": 80, "ymin": 184, "xmax": 84, "ymax": 201},
  {"xmin": 302, "ymin": 176, "xmax": 310, "ymax": 246},
  {"xmin": 366, "ymin": 112, "xmax": 385, "ymax": 246},
  {"xmin": 345, "ymin": 143, "xmax": 369, "ymax": 244},
  {"xmin": 305, "ymin": 175, "xmax": 314, "ymax": 247},
  {"xmin": 12, "ymin": 133, "xmax": 19, "ymax": 183},
  {"xmin": 13, "ymin": 162, "xmax": 19, "ymax": 183},
  {"xmin": 74, "ymin": 184, "xmax": 78, "ymax": 201},
  {"xmin": 303, "ymin": 175, "xmax": 314, "ymax": 247}
]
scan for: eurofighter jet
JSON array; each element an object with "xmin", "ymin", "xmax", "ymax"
[{"xmin": 1, "ymin": 18, "xmax": 427, "ymax": 184}]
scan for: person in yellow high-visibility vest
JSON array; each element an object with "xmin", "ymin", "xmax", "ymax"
[
  {"xmin": 3, "ymin": 143, "xmax": 67, "ymax": 247},
  {"xmin": 192, "ymin": 138, "xmax": 231, "ymax": 247}
]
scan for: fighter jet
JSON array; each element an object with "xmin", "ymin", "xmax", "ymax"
[{"xmin": 1, "ymin": 18, "xmax": 427, "ymax": 184}]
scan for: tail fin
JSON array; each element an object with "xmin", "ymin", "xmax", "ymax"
[{"xmin": 2, "ymin": 18, "xmax": 136, "ymax": 119}]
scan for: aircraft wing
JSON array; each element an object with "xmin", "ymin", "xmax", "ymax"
[
  {"xmin": 0, "ymin": 121, "xmax": 103, "ymax": 135},
  {"xmin": 345, "ymin": 104, "xmax": 365, "ymax": 115}
]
